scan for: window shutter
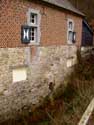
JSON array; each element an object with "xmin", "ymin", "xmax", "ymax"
[
  {"xmin": 21, "ymin": 25, "xmax": 31, "ymax": 44},
  {"xmin": 72, "ymin": 32, "xmax": 76, "ymax": 43}
]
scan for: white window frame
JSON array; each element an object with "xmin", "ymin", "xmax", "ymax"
[
  {"xmin": 27, "ymin": 9, "xmax": 41, "ymax": 45},
  {"xmin": 67, "ymin": 19, "xmax": 74, "ymax": 44}
]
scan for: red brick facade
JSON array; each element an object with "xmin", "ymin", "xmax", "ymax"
[{"xmin": 0, "ymin": 0, "xmax": 83, "ymax": 48}]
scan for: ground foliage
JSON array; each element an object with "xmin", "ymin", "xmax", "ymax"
[{"xmin": 1, "ymin": 52, "xmax": 94, "ymax": 125}]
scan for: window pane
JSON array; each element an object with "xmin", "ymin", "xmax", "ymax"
[
  {"xmin": 69, "ymin": 22, "xmax": 73, "ymax": 30},
  {"xmin": 32, "ymin": 19, "xmax": 34, "ymax": 23},
  {"xmin": 68, "ymin": 31, "xmax": 73, "ymax": 42},
  {"xmin": 31, "ymin": 27, "xmax": 34, "ymax": 32},
  {"xmin": 31, "ymin": 27, "xmax": 37, "ymax": 42},
  {"xmin": 32, "ymin": 15, "xmax": 34, "ymax": 19},
  {"xmin": 32, "ymin": 32, "xmax": 34, "ymax": 36},
  {"xmin": 30, "ymin": 13, "xmax": 37, "ymax": 24},
  {"xmin": 32, "ymin": 37, "xmax": 34, "ymax": 41}
]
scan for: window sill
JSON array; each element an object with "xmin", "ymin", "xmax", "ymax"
[
  {"xmin": 67, "ymin": 42, "xmax": 73, "ymax": 45},
  {"xmin": 28, "ymin": 42, "xmax": 40, "ymax": 46},
  {"xmin": 67, "ymin": 41, "xmax": 75, "ymax": 45}
]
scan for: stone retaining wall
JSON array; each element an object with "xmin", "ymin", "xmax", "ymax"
[{"xmin": 0, "ymin": 45, "xmax": 77, "ymax": 122}]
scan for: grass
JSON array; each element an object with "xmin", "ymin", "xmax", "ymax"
[{"xmin": 1, "ymin": 52, "xmax": 94, "ymax": 125}]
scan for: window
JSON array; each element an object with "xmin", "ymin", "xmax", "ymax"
[
  {"xmin": 67, "ymin": 19, "xmax": 75, "ymax": 44},
  {"xmin": 30, "ymin": 13, "xmax": 37, "ymax": 25},
  {"xmin": 27, "ymin": 9, "xmax": 41, "ymax": 44},
  {"xmin": 13, "ymin": 67, "xmax": 27, "ymax": 83}
]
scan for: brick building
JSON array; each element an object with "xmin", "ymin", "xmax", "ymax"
[
  {"xmin": 0, "ymin": 0, "xmax": 84, "ymax": 48},
  {"xmin": 0, "ymin": 0, "xmax": 85, "ymax": 122}
]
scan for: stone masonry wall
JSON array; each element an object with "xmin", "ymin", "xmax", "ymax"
[{"xmin": 0, "ymin": 45, "xmax": 77, "ymax": 122}]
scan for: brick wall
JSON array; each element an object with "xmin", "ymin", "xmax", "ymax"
[{"xmin": 0, "ymin": 0, "xmax": 82, "ymax": 48}]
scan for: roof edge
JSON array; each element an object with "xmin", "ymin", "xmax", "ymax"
[
  {"xmin": 83, "ymin": 20, "xmax": 93, "ymax": 34},
  {"xmin": 41, "ymin": 0, "xmax": 85, "ymax": 17}
]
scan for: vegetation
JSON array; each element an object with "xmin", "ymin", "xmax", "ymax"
[
  {"xmin": 70, "ymin": 0, "xmax": 94, "ymax": 21},
  {"xmin": 1, "ymin": 52, "xmax": 94, "ymax": 125}
]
